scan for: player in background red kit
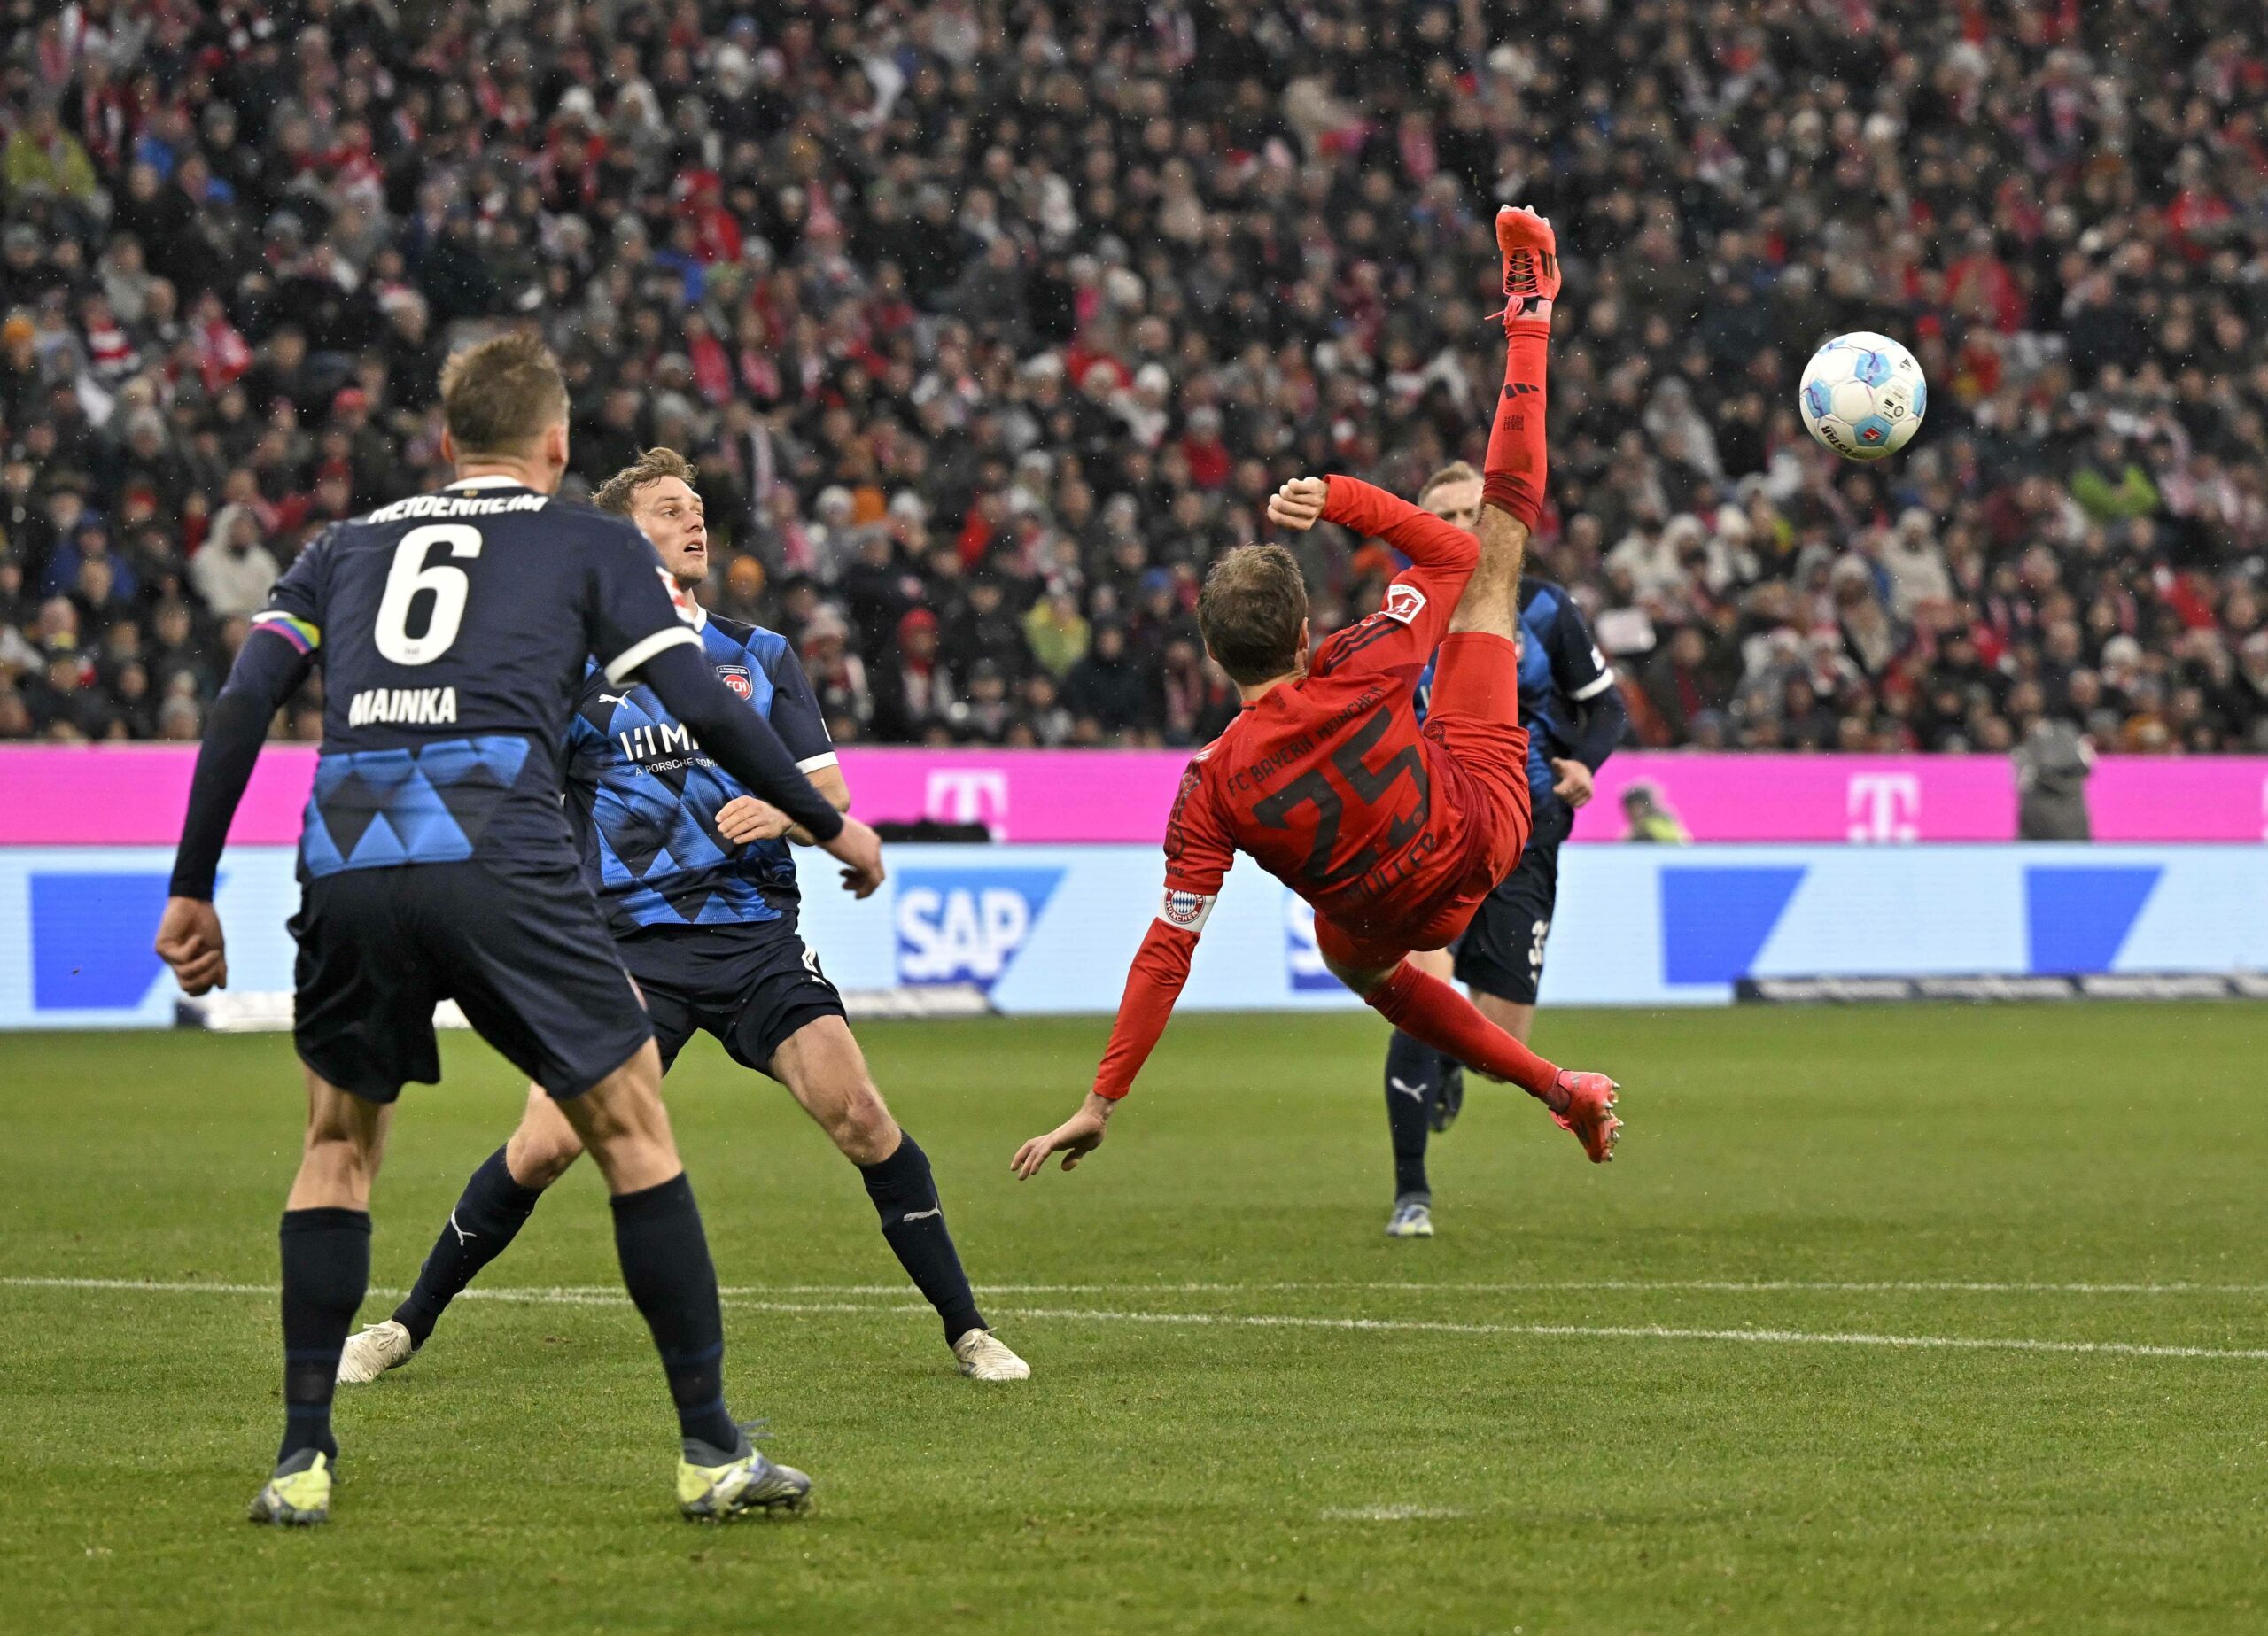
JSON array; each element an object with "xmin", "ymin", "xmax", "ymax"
[{"xmin": 1013, "ymin": 209, "xmax": 1619, "ymax": 1185}]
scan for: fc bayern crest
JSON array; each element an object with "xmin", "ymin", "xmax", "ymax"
[{"xmin": 715, "ymin": 664, "xmax": 752, "ymax": 699}]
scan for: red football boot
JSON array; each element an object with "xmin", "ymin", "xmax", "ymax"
[
  {"xmin": 1495, "ymin": 206, "xmax": 1561, "ymax": 328},
  {"xmin": 1547, "ymin": 1069, "xmax": 1620, "ymax": 1164}
]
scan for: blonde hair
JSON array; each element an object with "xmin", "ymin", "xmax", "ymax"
[
  {"xmin": 592, "ymin": 447, "xmax": 697, "ymax": 516},
  {"xmin": 1417, "ymin": 460, "xmax": 1481, "ymax": 504},
  {"xmin": 438, "ymin": 330, "xmax": 570, "ymax": 457}
]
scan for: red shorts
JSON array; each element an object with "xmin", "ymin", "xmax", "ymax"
[{"xmin": 1316, "ymin": 632, "xmax": 1533, "ymax": 974}]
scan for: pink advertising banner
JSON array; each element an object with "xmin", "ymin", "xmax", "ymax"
[{"xmin": 1, "ymin": 745, "xmax": 2262, "ymax": 847}]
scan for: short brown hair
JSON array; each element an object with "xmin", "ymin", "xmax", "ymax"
[
  {"xmin": 1418, "ymin": 460, "xmax": 1481, "ymax": 504},
  {"xmin": 1198, "ymin": 543, "xmax": 1309, "ymax": 686},
  {"xmin": 592, "ymin": 446, "xmax": 696, "ymax": 516},
  {"xmin": 439, "ymin": 330, "xmax": 570, "ymax": 457}
]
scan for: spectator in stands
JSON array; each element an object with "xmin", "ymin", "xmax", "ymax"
[
  {"xmin": 0, "ymin": 0, "xmax": 2263, "ymax": 759},
  {"xmin": 188, "ymin": 504, "xmax": 278, "ymax": 620}
]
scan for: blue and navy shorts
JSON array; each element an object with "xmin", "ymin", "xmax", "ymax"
[
  {"xmin": 613, "ymin": 920, "xmax": 847, "ymax": 1076},
  {"xmin": 1452, "ymin": 798, "xmax": 1574, "ymax": 1006},
  {"xmin": 291, "ymin": 859, "xmax": 653, "ymax": 1103}
]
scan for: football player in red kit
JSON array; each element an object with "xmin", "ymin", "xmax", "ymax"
[{"xmin": 1012, "ymin": 208, "xmax": 1620, "ymax": 1184}]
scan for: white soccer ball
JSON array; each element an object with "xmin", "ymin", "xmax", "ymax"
[{"xmin": 1797, "ymin": 332, "xmax": 1927, "ymax": 462}]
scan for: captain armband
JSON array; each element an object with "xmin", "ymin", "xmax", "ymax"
[{"xmin": 1156, "ymin": 888, "xmax": 1216, "ymax": 935}]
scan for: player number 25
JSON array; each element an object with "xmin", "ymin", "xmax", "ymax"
[{"xmin": 375, "ymin": 523, "xmax": 485, "ymax": 665}]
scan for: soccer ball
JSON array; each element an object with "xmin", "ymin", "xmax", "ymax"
[{"xmin": 1797, "ymin": 332, "xmax": 1927, "ymax": 461}]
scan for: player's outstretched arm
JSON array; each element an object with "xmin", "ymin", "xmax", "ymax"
[
  {"xmin": 159, "ymin": 624, "xmax": 317, "ymax": 995},
  {"xmin": 1010, "ymin": 915, "xmax": 1201, "ymax": 1179},
  {"xmin": 1269, "ymin": 474, "xmax": 1480, "ymax": 576},
  {"xmin": 638, "ymin": 641, "xmax": 885, "ymax": 897},
  {"xmin": 1011, "ymin": 1092, "xmax": 1115, "ymax": 1179}
]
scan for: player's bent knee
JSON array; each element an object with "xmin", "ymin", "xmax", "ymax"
[
  {"xmin": 506, "ymin": 1082, "xmax": 586, "ymax": 1188},
  {"xmin": 1474, "ymin": 992, "xmax": 1535, "ymax": 1043},
  {"xmin": 1323, "ymin": 951, "xmax": 1402, "ymax": 998},
  {"xmin": 558, "ymin": 1041, "xmax": 681, "ymax": 1195},
  {"xmin": 827, "ymin": 1086, "xmax": 900, "ymax": 1167}
]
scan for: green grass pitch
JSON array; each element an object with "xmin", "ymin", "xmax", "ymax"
[{"xmin": 4, "ymin": 1004, "xmax": 2267, "ymax": 1633}]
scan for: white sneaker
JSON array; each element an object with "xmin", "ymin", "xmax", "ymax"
[
  {"xmin": 336, "ymin": 1319, "xmax": 416, "ymax": 1384},
  {"xmin": 951, "ymin": 1328, "xmax": 1031, "ymax": 1381},
  {"xmin": 1385, "ymin": 1197, "xmax": 1435, "ymax": 1238}
]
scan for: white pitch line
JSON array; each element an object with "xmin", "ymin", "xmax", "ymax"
[
  {"xmin": 21, "ymin": 1279, "xmax": 2268, "ymax": 1298},
  {"xmin": 8, "ymin": 1276, "xmax": 2268, "ymax": 1363},
  {"xmin": 987, "ymin": 1305, "xmax": 2268, "ymax": 1362},
  {"xmin": 16, "ymin": 1275, "xmax": 2268, "ymax": 1299},
  {"xmin": 1318, "ymin": 1505, "xmax": 1467, "ymax": 1522},
  {"xmin": 0, "ymin": 1276, "xmax": 924, "ymax": 1319},
  {"xmin": 796, "ymin": 1279, "xmax": 2268, "ymax": 1299}
]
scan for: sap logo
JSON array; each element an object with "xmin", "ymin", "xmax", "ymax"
[
  {"xmin": 1381, "ymin": 583, "xmax": 1428, "ymax": 625},
  {"xmin": 1846, "ymin": 772, "xmax": 1919, "ymax": 842},
  {"xmin": 1283, "ymin": 896, "xmax": 1339, "ymax": 992},
  {"xmin": 895, "ymin": 868, "xmax": 1063, "ymax": 991},
  {"xmin": 925, "ymin": 769, "xmax": 1011, "ymax": 837}
]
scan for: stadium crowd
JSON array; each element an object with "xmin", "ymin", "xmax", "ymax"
[{"xmin": 1, "ymin": 0, "xmax": 2265, "ymax": 755}]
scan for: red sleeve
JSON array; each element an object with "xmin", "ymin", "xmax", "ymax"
[
  {"xmin": 1091, "ymin": 919, "xmax": 1199, "ymax": 1101},
  {"xmin": 1309, "ymin": 477, "xmax": 1472, "ymax": 675},
  {"xmin": 1323, "ymin": 475, "xmax": 1480, "ymax": 579},
  {"xmin": 1093, "ymin": 758, "xmax": 1232, "ymax": 1101},
  {"xmin": 1161, "ymin": 754, "xmax": 1235, "ymax": 896}
]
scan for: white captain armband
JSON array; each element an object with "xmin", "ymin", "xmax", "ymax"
[
  {"xmin": 1156, "ymin": 888, "xmax": 1216, "ymax": 934},
  {"xmin": 1571, "ymin": 665, "xmax": 1619, "ymax": 702}
]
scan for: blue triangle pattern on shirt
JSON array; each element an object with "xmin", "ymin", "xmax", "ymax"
[
  {"xmin": 301, "ymin": 802, "xmax": 346, "ymax": 876},
  {"xmin": 302, "ymin": 734, "xmax": 534, "ymax": 877},
  {"xmin": 343, "ymin": 810, "xmax": 408, "ymax": 870},
  {"xmin": 380, "ymin": 767, "xmax": 474, "ymax": 862}
]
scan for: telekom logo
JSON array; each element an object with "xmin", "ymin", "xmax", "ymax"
[
  {"xmin": 1846, "ymin": 773, "xmax": 1920, "ymax": 842},
  {"xmin": 925, "ymin": 770, "xmax": 1011, "ymax": 838}
]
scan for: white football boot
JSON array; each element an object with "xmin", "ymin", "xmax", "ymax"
[
  {"xmin": 951, "ymin": 1328, "xmax": 1032, "ymax": 1381},
  {"xmin": 335, "ymin": 1319, "xmax": 416, "ymax": 1384}
]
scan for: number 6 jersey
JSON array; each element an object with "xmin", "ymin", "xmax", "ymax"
[{"xmin": 251, "ymin": 476, "xmax": 697, "ymax": 880}]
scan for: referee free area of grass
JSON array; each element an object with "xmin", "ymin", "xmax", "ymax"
[{"xmin": 4, "ymin": 1003, "xmax": 2266, "ymax": 1634}]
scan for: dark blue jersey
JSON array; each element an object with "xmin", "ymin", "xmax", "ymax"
[
  {"xmin": 253, "ymin": 477, "xmax": 702, "ymax": 880},
  {"xmin": 565, "ymin": 608, "xmax": 836, "ymax": 936},
  {"xmin": 1417, "ymin": 578, "xmax": 1619, "ymax": 809}
]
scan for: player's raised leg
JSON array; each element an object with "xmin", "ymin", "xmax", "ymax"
[
  {"xmin": 769, "ymin": 1017, "xmax": 1029, "ymax": 1381},
  {"xmin": 247, "ymin": 1070, "xmax": 390, "ymax": 1524},
  {"xmin": 1318, "ymin": 920, "xmax": 1619, "ymax": 1164},
  {"xmin": 1452, "ymin": 205, "xmax": 1563, "ymax": 640},
  {"xmin": 563, "ymin": 1040, "xmax": 811, "ymax": 1519}
]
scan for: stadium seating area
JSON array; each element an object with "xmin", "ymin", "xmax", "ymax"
[{"xmin": 0, "ymin": 1, "xmax": 2264, "ymax": 751}]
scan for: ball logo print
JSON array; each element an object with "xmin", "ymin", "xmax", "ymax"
[
  {"xmin": 894, "ymin": 868, "xmax": 1065, "ymax": 992},
  {"xmin": 1798, "ymin": 332, "xmax": 1926, "ymax": 463}
]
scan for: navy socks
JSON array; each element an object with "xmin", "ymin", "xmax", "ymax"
[
  {"xmin": 277, "ymin": 1207, "xmax": 370, "ymax": 1462},
  {"xmin": 1384, "ymin": 1030, "xmax": 1441, "ymax": 1199},
  {"xmin": 860, "ymin": 1132, "xmax": 985, "ymax": 1344},
  {"xmin": 392, "ymin": 1146, "xmax": 545, "ymax": 1346},
  {"xmin": 610, "ymin": 1172, "xmax": 739, "ymax": 1450}
]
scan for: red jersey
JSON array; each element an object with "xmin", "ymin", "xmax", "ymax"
[{"xmin": 1093, "ymin": 475, "xmax": 1493, "ymax": 1101}]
